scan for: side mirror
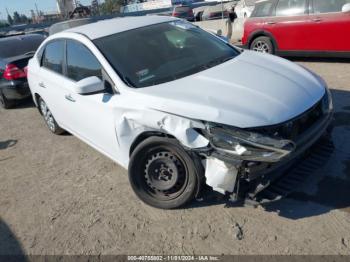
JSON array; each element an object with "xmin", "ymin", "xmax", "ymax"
[
  {"xmin": 75, "ymin": 76, "xmax": 104, "ymax": 95},
  {"xmin": 343, "ymin": 3, "xmax": 350, "ymax": 12}
]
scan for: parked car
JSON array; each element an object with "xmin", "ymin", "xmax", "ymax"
[
  {"xmin": 28, "ymin": 16, "xmax": 333, "ymax": 209},
  {"xmin": 235, "ymin": 0, "xmax": 258, "ymax": 18},
  {"xmin": 193, "ymin": 6, "xmax": 207, "ymax": 21},
  {"xmin": 172, "ymin": 5, "xmax": 195, "ymax": 21},
  {"xmin": 49, "ymin": 18, "xmax": 95, "ymax": 35},
  {"xmin": 0, "ymin": 34, "xmax": 45, "ymax": 108},
  {"xmin": 242, "ymin": 0, "xmax": 350, "ymax": 57},
  {"xmin": 201, "ymin": 4, "xmax": 230, "ymax": 20}
]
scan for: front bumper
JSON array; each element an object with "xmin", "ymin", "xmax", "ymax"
[
  {"xmin": 245, "ymin": 110, "xmax": 333, "ymax": 181},
  {"xmin": 0, "ymin": 80, "xmax": 30, "ymax": 100},
  {"xmin": 205, "ymin": 109, "xmax": 333, "ymax": 198}
]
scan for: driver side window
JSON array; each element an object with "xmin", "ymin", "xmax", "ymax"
[{"xmin": 66, "ymin": 40, "xmax": 102, "ymax": 82}]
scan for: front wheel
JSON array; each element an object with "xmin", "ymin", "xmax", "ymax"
[
  {"xmin": 250, "ymin": 36, "xmax": 274, "ymax": 54},
  {"xmin": 38, "ymin": 97, "xmax": 65, "ymax": 135},
  {"xmin": 128, "ymin": 137, "xmax": 202, "ymax": 209}
]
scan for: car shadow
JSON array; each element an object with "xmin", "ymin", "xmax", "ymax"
[
  {"xmin": 13, "ymin": 98, "xmax": 35, "ymax": 109},
  {"xmin": 0, "ymin": 218, "xmax": 27, "ymax": 261},
  {"xmin": 0, "ymin": 140, "xmax": 17, "ymax": 150},
  {"xmin": 189, "ymin": 89, "xmax": 350, "ymax": 219}
]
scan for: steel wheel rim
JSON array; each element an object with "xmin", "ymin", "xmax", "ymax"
[
  {"xmin": 40, "ymin": 100, "xmax": 56, "ymax": 132},
  {"xmin": 142, "ymin": 149, "xmax": 189, "ymax": 201},
  {"xmin": 253, "ymin": 41, "xmax": 270, "ymax": 53}
]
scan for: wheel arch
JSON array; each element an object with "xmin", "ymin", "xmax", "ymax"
[
  {"xmin": 248, "ymin": 30, "xmax": 279, "ymax": 51},
  {"xmin": 129, "ymin": 131, "xmax": 176, "ymax": 157},
  {"xmin": 34, "ymin": 93, "xmax": 42, "ymax": 113}
]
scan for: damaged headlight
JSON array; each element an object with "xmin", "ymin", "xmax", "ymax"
[{"xmin": 205, "ymin": 124, "xmax": 296, "ymax": 162}]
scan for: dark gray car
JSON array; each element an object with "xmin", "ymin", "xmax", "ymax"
[{"xmin": 0, "ymin": 34, "xmax": 45, "ymax": 108}]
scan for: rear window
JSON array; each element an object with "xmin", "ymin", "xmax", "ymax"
[
  {"xmin": 251, "ymin": 1, "xmax": 274, "ymax": 17},
  {"xmin": 313, "ymin": 0, "xmax": 350, "ymax": 14},
  {"xmin": 276, "ymin": 0, "xmax": 307, "ymax": 16},
  {"xmin": 0, "ymin": 35, "xmax": 44, "ymax": 59}
]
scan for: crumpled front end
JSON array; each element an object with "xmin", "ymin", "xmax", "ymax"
[
  {"xmin": 120, "ymin": 87, "xmax": 333, "ymax": 202},
  {"xmin": 199, "ymin": 89, "xmax": 333, "ymax": 201}
]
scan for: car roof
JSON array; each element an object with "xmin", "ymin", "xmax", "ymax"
[
  {"xmin": 49, "ymin": 18, "xmax": 95, "ymax": 35},
  {"xmin": 66, "ymin": 16, "xmax": 178, "ymax": 40}
]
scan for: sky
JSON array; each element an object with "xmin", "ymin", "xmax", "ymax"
[{"xmin": 0, "ymin": 0, "xmax": 96, "ymax": 20}]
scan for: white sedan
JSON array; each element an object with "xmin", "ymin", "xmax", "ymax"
[{"xmin": 28, "ymin": 16, "xmax": 333, "ymax": 209}]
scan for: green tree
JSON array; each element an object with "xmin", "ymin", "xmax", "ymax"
[
  {"xmin": 0, "ymin": 22, "xmax": 10, "ymax": 28},
  {"xmin": 7, "ymin": 14, "xmax": 13, "ymax": 25},
  {"xmin": 20, "ymin": 14, "xmax": 29, "ymax": 23},
  {"xmin": 13, "ymin": 11, "xmax": 21, "ymax": 24},
  {"xmin": 100, "ymin": 0, "xmax": 125, "ymax": 14}
]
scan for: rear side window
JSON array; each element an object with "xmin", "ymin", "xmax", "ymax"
[
  {"xmin": 66, "ymin": 40, "xmax": 102, "ymax": 81},
  {"xmin": 313, "ymin": 0, "xmax": 350, "ymax": 14},
  {"xmin": 41, "ymin": 40, "xmax": 64, "ymax": 74},
  {"xmin": 251, "ymin": 2, "xmax": 274, "ymax": 17},
  {"xmin": 276, "ymin": 0, "xmax": 307, "ymax": 16}
]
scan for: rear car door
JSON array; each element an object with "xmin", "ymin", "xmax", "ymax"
[
  {"xmin": 61, "ymin": 39, "xmax": 120, "ymax": 159},
  {"xmin": 37, "ymin": 40, "xmax": 69, "ymax": 126},
  {"xmin": 265, "ymin": 0, "xmax": 310, "ymax": 51},
  {"xmin": 308, "ymin": 0, "xmax": 350, "ymax": 51}
]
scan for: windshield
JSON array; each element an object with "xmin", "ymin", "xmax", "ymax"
[{"xmin": 94, "ymin": 21, "xmax": 240, "ymax": 88}]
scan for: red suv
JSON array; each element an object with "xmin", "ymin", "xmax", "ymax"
[{"xmin": 242, "ymin": 0, "xmax": 350, "ymax": 57}]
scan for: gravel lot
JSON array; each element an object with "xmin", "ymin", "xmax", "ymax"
[{"xmin": 1, "ymin": 58, "xmax": 350, "ymax": 255}]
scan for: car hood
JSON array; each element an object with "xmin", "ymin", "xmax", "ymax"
[{"xmin": 131, "ymin": 51, "xmax": 326, "ymax": 128}]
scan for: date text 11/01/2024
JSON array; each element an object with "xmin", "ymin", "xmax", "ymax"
[{"xmin": 127, "ymin": 255, "xmax": 220, "ymax": 261}]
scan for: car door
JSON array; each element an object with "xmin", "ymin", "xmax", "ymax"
[
  {"xmin": 38, "ymin": 40, "xmax": 69, "ymax": 126},
  {"xmin": 61, "ymin": 39, "xmax": 120, "ymax": 160},
  {"xmin": 265, "ymin": 0, "xmax": 310, "ymax": 51},
  {"xmin": 308, "ymin": 0, "xmax": 350, "ymax": 51}
]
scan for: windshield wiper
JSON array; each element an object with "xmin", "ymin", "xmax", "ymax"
[
  {"xmin": 204, "ymin": 56, "xmax": 235, "ymax": 69},
  {"xmin": 24, "ymin": 51, "xmax": 36, "ymax": 56}
]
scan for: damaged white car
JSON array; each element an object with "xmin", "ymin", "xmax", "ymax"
[{"xmin": 28, "ymin": 16, "xmax": 333, "ymax": 209}]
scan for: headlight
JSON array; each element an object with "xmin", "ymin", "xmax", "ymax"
[{"xmin": 205, "ymin": 124, "xmax": 296, "ymax": 162}]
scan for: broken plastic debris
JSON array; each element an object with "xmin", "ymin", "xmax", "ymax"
[{"xmin": 205, "ymin": 158, "xmax": 238, "ymax": 194}]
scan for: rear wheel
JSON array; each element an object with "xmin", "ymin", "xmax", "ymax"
[
  {"xmin": 38, "ymin": 97, "xmax": 64, "ymax": 135},
  {"xmin": 0, "ymin": 91, "xmax": 14, "ymax": 109},
  {"xmin": 250, "ymin": 36, "xmax": 274, "ymax": 54},
  {"xmin": 128, "ymin": 137, "xmax": 202, "ymax": 209}
]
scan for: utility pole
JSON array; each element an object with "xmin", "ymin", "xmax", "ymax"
[
  {"xmin": 5, "ymin": 8, "xmax": 10, "ymax": 16},
  {"xmin": 35, "ymin": 3, "xmax": 39, "ymax": 17}
]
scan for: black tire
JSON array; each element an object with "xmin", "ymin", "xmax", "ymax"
[
  {"xmin": 0, "ymin": 91, "xmax": 15, "ymax": 109},
  {"xmin": 38, "ymin": 97, "xmax": 65, "ymax": 135},
  {"xmin": 128, "ymin": 137, "xmax": 203, "ymax": 209},
  {"xmin": 250, "ymin": 36, "xmax": 274, "ymax": 54}
]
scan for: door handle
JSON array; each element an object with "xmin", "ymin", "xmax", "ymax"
[
  {"xmin": 39, "ymin": 82, "xmax": 46, "ymax": 88},
  {"xmin": 65, "ymin": 94, "xmax": 76, "ymax": 102},
  {"xmin": 312, "ymin": 18, "xmax": 322, "ymax": 22},
  {"xmin": 266, "ymin": 21, "xmax": 276, "ymax": 25}
]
